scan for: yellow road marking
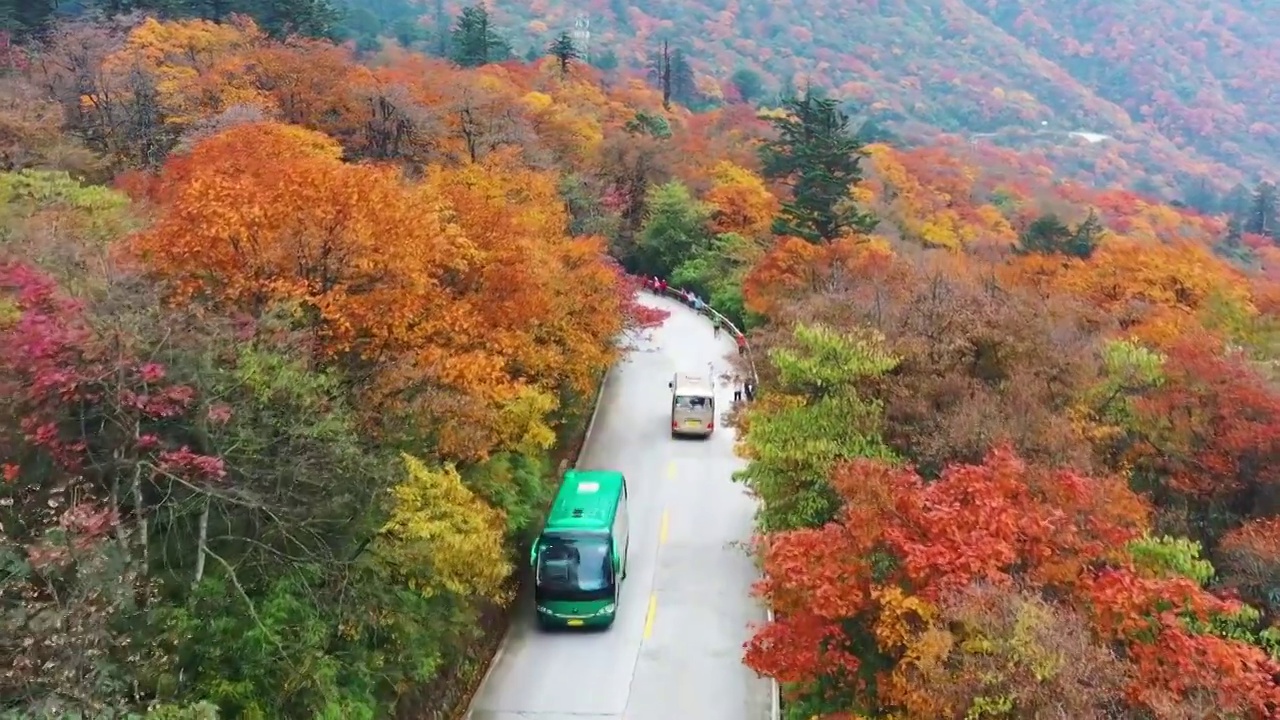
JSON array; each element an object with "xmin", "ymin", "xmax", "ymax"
[
  {"xmin": 659, "ymin": 509, "xmax": 669, "ymax": 544},
  {"xmin": 643, "ymin": 594, "xmax": 657, "ymax": 638},
  {"xmin": 666, "ymin": 461, "xmax": 676, "ymax": 479}
]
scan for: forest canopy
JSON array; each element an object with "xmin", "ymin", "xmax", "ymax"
[{"xmin": 3, "ymin": 4, "xmax": 1280, "ymax": 720}]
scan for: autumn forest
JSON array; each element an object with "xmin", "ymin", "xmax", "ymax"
[
  {"xmin": 3, "ymin": 2, "xmax": 1280, "ymax": 719},
  {"xmin": 475, "ymin": 0, "xmax": 1280, "ymax": 203}
]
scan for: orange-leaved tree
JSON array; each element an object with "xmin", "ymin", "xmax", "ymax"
[
  {"xmin": 129, "ymin": 121, "xmax": 456, "ymax": 336},
  {"xmin": 703, "ymin": 160, "xmax": 778, "ymax": 238},
  {"xmin": 859, "ymin": 144, "xmax": 1017, "ymax": 250},
  {"xmin": 132, "ymin": 122, "xmax": 624, "ymax": 461},
  {"xmin": 129, "ymin": 122, "xmax": 484, "ymax": 451},
  {"xmin": 1008, "ymin": 237, "xmax": 1253, "ymax": 346},
  {"xmin": 243, "ymin": 38, "xmax": 370, "ymax": 139},
  {"xmin": 1082, "ymin": 563, "xmax": 1280, "ymax": 718},
  {"xmin": 395, "ymin": 150, "xmax": 626, "ymax": 455},
  {"xmin": 741, "ymin": 235, "xmax": 897, "ymax": 318}
]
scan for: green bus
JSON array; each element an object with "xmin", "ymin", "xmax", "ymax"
[{"xmin": 530, "ymin": 469, "xmax": 630, "ymax": 629}]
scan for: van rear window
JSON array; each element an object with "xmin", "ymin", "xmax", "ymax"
[{"xmin": 674, "ymin": 395, "xmax": 711, "ymax": 410}]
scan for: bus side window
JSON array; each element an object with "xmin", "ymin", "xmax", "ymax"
[
  {"xmin": 612, "ymin": 500, "xmax": 626, "ymax": 571},
  {"xmin": 617, "ymin": 492, "xmax": 627, "ymax": 535},
  {"xmin": 617, "ymin": 489, "xmax": 629, "ymax": 549}
]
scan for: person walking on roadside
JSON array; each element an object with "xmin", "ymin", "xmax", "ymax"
[
  {"xmin": 736, "ymin": 332, "xmax": 747, "ymax": 356},
  {"xmin": 733, "ymin": 374, "xmax": 743, "ymax": 403},
  {"xmin": 744, "ymin": 378, "xmax": 755, "ymax": 402},
  {"xmin": 713, "ymin": 319, "xmax": 721, "ymax": 338}
]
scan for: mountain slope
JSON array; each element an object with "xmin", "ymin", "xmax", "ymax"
[{"xmin": 479, "ymin": 0, "xmax": 1277, "ymax": 196}]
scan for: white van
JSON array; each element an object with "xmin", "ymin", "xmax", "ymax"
[{"xmin": 668, "ymin": 372, "xmax": 715, "ymax": 438}]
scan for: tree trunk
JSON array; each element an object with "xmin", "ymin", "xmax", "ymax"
[{"xmin": 193, "ymin": 499, "xmax": 209, "ymax": 587}]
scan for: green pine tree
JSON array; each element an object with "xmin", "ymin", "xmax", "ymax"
[
  {"xmin": 548, "ymin": 31, "xmax": 579, "ymax": 77},
  {"xmin": 669, "ymin": 49, "xmax": 696, "ymax": 106},
  {"xmin": 450, "ymin": 4, "xmax": 508, "ymax": 68},
  {"xmin": 1225, "ymin": 215, "xmax": 1244, "ymax": 247},
  {"xmin": 2, "ymin": 0, "xmax": 57, "ymax": 38},
  {"xmin": 258, "ymin": 0, "xmax": 340, "ymax": 39},
  {"xmin": 1016, "ymin": 210, "xmax": 1103, "ymax": 259},
  {"xmin": 759, "ymin": 89, "xmax": 877, "ymax": 243},
  {"xmin": 1067, "ymin": 209, "xmax": 1105, "ymax": 258},
  {"xmin": 730, "ymin": 68, "xmax": 763, "ymax": 104},
  {"xmin": 1246, "ymin": 180, "xmax": 1278, "ymax": 238}
]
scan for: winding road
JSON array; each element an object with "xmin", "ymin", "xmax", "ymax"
[{"xmin": 466, "ymin": 293, "xmax": 773, "ymax": 720}]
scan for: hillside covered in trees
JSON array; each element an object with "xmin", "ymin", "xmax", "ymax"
[
  {"xmin": 7, "ymin": 0, "xmax": 1278, "ymax": 203},
  {"xmin": 4, "ymin": 4, "xmax": 1280, "ymax": 720},
  {"xmin": 471, "ymin": 0, "xmax": 1277, "ymax": 202}
]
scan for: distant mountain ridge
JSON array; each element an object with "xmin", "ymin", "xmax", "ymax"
[{"xmin": 477, "ymin": 0, "xmax": 1278, "ymax": 197}]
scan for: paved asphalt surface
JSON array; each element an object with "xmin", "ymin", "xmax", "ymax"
[{"xmin": 465, "ymin": 293, "xmax": 773, "ymax": 720}]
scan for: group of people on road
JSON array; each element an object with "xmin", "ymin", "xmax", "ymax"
[
  {"xmin": 643, "ymin": 275, "xmax": 705, "ymax": 312},
  {"xmin": 642, "ymin": 274, "xmax": 755, "ymax": 405},
  {"xmin": 646, "ymin": 276, "xmax": 669, "ymax": 294}
]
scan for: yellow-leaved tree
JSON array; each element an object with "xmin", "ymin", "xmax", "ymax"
[
  {"xmin": 375, "ymin": 453, "xmax": 512, "ymax": 603},
  {"xmin": 704, "ymin": 160, "xmax": 779, "ymax": 238},
  {"xmin": 104, "ymin": 15, "xmax": 272, "ymax": 128},
  {"xmin": 397, "ymin": 149, "xmax": 624, "ymax": 459}
]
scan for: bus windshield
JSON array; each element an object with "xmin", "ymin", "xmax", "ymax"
[{"xmin": 534, "ymin": 531, "xmax": 614, "ymax": 602}]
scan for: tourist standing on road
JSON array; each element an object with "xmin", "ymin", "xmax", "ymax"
[
  {"xmin": 744, "ymin": 378, "xmax": 755, "ymax": 402},
  {"xmin": 733, "ymin": 374, "xmax": 743, "ymax": 402}
]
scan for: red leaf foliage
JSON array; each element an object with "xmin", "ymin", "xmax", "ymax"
[
  {"xmin": 1218, "ymin": 517, "xmax": 1280, "ymax": 614},
  {"xmin": 1125, "ymin": 627, "xmax": 1280, "ymax": 718},
  {"xmin": 747, "ymin": 446, "xmax": 1147, "ymax": 680},
  {"xmin": 1131, "ymin": 334, "xmax": 1280, "ymax": 521},
  {"xmin": 617, "ymin": 272, "xmax": 671, "ymax": 331},
  {"xmin": 747, "ymin": 444, "xmax": 1280, "ymax": 718},
  {"xmin": 0, "ymin": 261, "xmax": 224, "ymax": 542}
]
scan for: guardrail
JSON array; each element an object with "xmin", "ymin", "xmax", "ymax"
[
  {"xmin": 639, "ymin": 278, "xmax": 777, "ymax": 720},
  {"xmin": 643, "ymin": 280, "xmax": 760, "ymax": 386}
]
